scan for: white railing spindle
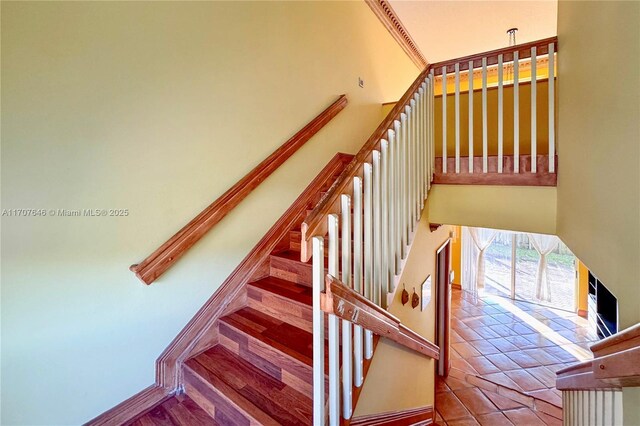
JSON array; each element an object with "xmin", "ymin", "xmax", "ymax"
[
  {"xmin": 352, "ymin": 176, "xmax": 364, "ymax": 387},
  {"xmin": 548, "ymin": 42, "xmax": 555, "ymax": 173},
  {"xmin": 531, "ymin": 46, "xmax": 537, "ymax": 173},
  {"xmin": 363, "ymin": 163, "xmax": 374, "ymax": 360},
  {"xmin": 468, "ymin": 60, "xmax": 474, "ymax": 173},
  {"xmin": 340, "ymin": 195, "xmax": 352, "ymax": 419},
  {"xmin": 482, "ymin": 57, "xmax": 488, "ymax": 173},
  {"xmin": 442, "ymin": 66, "xmax": 447, "ymax": 173},
  {"xmin": 498, "ymin": 53, "xmax": 504, "ymax": 173},
  {"xmin": 454, "ymin": 62, "xmax": 460, "ymax": 173},
  {"xmin": 380, "ymin": 140, "xmax": 389, "ymax": 305},
  {"xmin": 514, "ymin": 50, "xmax": 520, "ymax": 173},
  {"xmin": 372, "ymin": 150, "xmax": 382, "ymax": 306},
  {"xmin": 312, "ymin": 236, "xmax": 325, "ymax": 426},
  {"xmin": 327, "ymin": 213, "xmax": 340, "ymax": 426}
]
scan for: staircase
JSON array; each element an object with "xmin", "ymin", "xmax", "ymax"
[{"xmin": 127, "ymin": 156, "xmax": 352, "ymax": 425}]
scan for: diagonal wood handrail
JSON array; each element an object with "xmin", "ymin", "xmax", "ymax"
[
  {"xmin": 321, "ymin": 274, "xmax": 440, "ymax": 359},
  {"xmin": 130, "ymin": 95, "xmax": 348, "ymax": 285}
]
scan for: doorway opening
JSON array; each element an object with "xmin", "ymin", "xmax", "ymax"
[{"xmin": 462, "ymin": 227, "xmax": 577, "ymax": 312}]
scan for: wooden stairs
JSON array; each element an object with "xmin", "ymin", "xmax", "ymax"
[{"xmin": 126, "ymin": 153, "xmax": 376, "ymax": 425}]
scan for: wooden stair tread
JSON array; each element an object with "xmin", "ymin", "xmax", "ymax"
[
  {"xmin": 220, "ymin": 306, "xmax": 314, "ymax": 365},
  {"xmin": 186, "ymin": 345, "xmax": 312, "ymax": 425},
  {"xmin": 249, "ymin": 276, "xmax": 313, "ymax": 306},
  {"xmin": 125, "ymin": 394, "xmax": 216, "ymax": 426}
]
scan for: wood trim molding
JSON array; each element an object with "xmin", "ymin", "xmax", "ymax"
[
  {"xmin": 350, "ymin": 405, "xmax": 434, "ymax": 426},
  {"xmin": 590, "ymin": 322, "xmax": 640, "ymax": 357},
  {"xmin": 431, "ymin": 36, "xmax": 558, "ymax": 75},
  {"xmin": 84, "ymin": 385, "xmax": 170, "ymax": 426},
  {"xmin": 301, "ymin": 67, "xmax": 431, "ymax": 262},
  {"xmin": 130, "ymin": 95, "xmax": 348, "ymax": 285},
  {"xmin": 322, "ymin": 274, "xmax": 440, "ymax": 359},
  {"xmin": 365, "ymin": 0, "xmax": 427, "ymax": 69},
  {"xmin": 155, "ymin": 153, "xmax": 354, "ymax": 390}
]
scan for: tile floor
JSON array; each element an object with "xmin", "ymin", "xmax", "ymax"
[{"xmin": 434, "ymin": 288, "xmax": 599, "ymax": 425}]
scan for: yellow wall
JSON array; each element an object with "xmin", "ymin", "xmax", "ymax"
[
  {"xmin": 451, "ymin": 226, "xmax": 462, "ymax": 286},
  {"xmin": 576, "ymin": 261, "xmax": 589, "ymax": 315},
  {"xmin": 427, "ymin": 184, "xmax": 557, "ymax": 235},
  {"xmin": 556, "ymin": 1, "xmax": 640, "ymax": 423},
  {"xmin": 0, "ymin": 2, "xmax": 418, "ymax": 424},
  {"xmin": 355, "ymin": 211, "xmax": 451, "ymax": 415}
]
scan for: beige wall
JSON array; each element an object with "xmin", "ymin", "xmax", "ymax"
[
  {"xmin": 427, "ymin": 184, "xmax": 557, "ymax": 235},
  {"xmin": 556, "ymin": 1, "xmax": 640, "ymax": 423},
  {"xmin": 355, "ymin": 210, "xmax": 451, "ymax": 415},
  {"xmin": 0, "ymin": 2, "xmax": 418, "ymax": 424}
]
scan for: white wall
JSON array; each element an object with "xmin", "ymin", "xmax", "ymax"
[{"xmin": 0, "ymin": 2, "xmax": 418, "ymax": 424}]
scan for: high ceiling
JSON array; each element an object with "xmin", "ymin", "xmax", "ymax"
[{"xmin": 389, "ymin": 1, "xmax": 558, "ymax": 63}]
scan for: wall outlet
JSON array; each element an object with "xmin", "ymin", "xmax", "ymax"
[{"xmin": 358, "ymin": 77, "xmax": 364, "ymax": 88}]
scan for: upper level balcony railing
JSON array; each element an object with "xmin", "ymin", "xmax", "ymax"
[{"xmin": 431, "ymin": 37, "xmax": 558, "ymax": 186}]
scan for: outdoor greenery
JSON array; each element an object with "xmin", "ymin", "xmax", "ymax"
[{"xmin": 486, "ymin": 241, "xmax": 576, "ymax": 267}]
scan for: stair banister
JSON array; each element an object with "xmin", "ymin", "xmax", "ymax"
[{"xmin": 305, "ymin": 67, "xmax": 438, "ymax": 425}]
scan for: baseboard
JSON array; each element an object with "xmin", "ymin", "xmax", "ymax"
[
  {"xmin": 577, "ymin": 309, "xmax": 588, "ymax": 318},
  {"xmin": 351, "ymin": 405, "xmax": 434, "ymax": 425},
  {"xmin": 84, "ymin": 384, "xmax": 170, "ymax": 426},
  {"xmin": 451, "ymin": 282, "xmax": 461, "ymax": 290}
]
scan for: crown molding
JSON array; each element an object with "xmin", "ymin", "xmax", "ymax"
[{"xmin": 365, "ymin": 0, "xmax": 428, "ymax": 70}]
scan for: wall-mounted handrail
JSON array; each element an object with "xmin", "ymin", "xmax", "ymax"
[{"xmin": 130, "ymin": 95, "xmax": 348, "ymax": 285}]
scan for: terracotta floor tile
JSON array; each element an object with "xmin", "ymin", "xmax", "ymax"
[
  {"xmin": 476, "ymin": 412, "xmax": 514, "ymax": 426},
  {"xmin": 488, "ymin": 324, "xmax": 515, "ymax": 337},
  {"xmin": 467, "ymin": 356, "xmax": 501, "ymax": 375},
  {"xmin": 456, "ymin": 327, "xmax": 484, "ymax": 342},
  {"xmin": 451, "ymin": 329, "xmax": 465, "ymax": 343},
  {"xmin": 480, "ymin": 389, "xmax": 524, "ymax": 411},
  {"xmin": 503, "ymin": 370, "xmax": 546, "ymax": 392},
  {"xmin": 452, "ymin": 341, "xmax": 482, "ymax": 358},
  {"xmin": 482, "ymin": 372, "xmax": 522, "ymax": 391},
  {"xmin": 524, "ymin": 366, "xmax": 557, "ymax": 388},
  {"xmin": 486, "ymin": 338, "xmax": 519, "ymax": 353},
  {"xmin": 447, "ymin": 417, "xmax": 480, "ymax": 426},
  {"xmin": 502, "ymin": 350, "xmax": 541, "ymax": 368},
  {"xmin": 452, "ymin": 357, "xmax": 479, "ymax": 375},
  {"xmin": 522, "ymin": 348, "xmax": 562, "ymax": 366},
  {"xmin": 543, "ymin": 345, "xmax": 581, "ymax": 363},
  {"xmin": 512, "ymin": 323, "xmax": 537, "ymax": 335},
  {"xmin": 491, "ymin": 313, "xmax": 518, "ymax": 325},
  {"xmin": 535, "ymin": 410, "xmax": 563, "ymax": 425},
  {"xmin": 436, "ymin": 377, "xmax": 451, "ymax": 392},
  {"xmin": 469, "ymin": 339, "xmax": 501, "ymax": 356},
  {"xmin": 453, "ymin": 387, "xmax": 499, "ymax": 415},
  {"xmin": 436, "ymin": 391, "xmax": 471, "ymax": 421},
  {"xmin": 529, "ymin": 389, "xmax": 563, "ymax": 406},
  {"xmin": 522, "ymin": 334, "xmax": 558, "ymax": 348},
  {"xmin": 474, "ymin": 326, "xmax": 502, "ymax": 340},
  {"xmin": 503, "ymin": 335, "xmax": 538, "ymax": 350},
  {"xmin": 485, "ymin": 353, "xmax": 521, "ymax": 371},
  {"xmin": 502, "ymin": 407, "xmax": 546, "ymax": 426},
  {"xmin": 444, "ymin": 375, "xmax": 474, "ymax": 390}
]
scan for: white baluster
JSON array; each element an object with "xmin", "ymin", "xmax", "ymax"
[
  {"xmin": 514, "ymin": 50, "xmax": 520, "ymax": 173},
  {"xmin": 352, "ymin": 177, "xmax": 364, "ymax": 387},
  {"xmin": 372, "ymin": 150, "xmax": 381, "ymax": 306},
  {"xmin": 409, "ymin": 99, "xmax": 416, "ymax": 233},
  {"xmin": 340, "ymin": 195, "xmax": 352, "ymax": 419},
  {"xmin": 468, "ymin": 60, "xmax": 474, "ymax": 173},
  {"xmin": 400, "ymin": 111, "xmax": 408, "ymax": 257},
  {"xmin": 393, "ymin": 120, "xmax": 402, "ymax": 272},
  {"xmin": 387, "ymin": 129, "xmax": 396, "ymax": 279},
  {"xmin": 363, "ymin": 163, "xmax": 373, "ymax": 359},
  {"xmin": 498, "ymin": 54, "xmax": 504, "ymax": 173},
  {"xmin": 482, "ymin": 57, "xmax": 488, "ymax": 173},
  {"xmin": 312, "ymin": 236, "xmax": 325, "ymax": 426},
  {"xmin": 327, "ymin": 214, "xmax": 340, "ymax": 426},
  {"xmin": 531, "ymin": 46, "xmax": 537, "ymax": 173},
  {"xmin": 548, "ymin": 42, "xmax": 555, "ymax": 173},
  {"xmin": 442, "ymin": 66, "xmax": 447, "ymax": 173},
  {"xmin": 454, "ymin": 62, "xmax": 460, "ymax": 173},
  {"xmin": 432, "ymin": 69, "xmax": 436, "ymax": 179},
  {"xmin": 380, "ymin": 141, "xmax": 389, "ymax": 307}
]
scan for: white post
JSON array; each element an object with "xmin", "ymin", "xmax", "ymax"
[
  {"xmin": 372, "ymin": 150, "xmax": 381, "ymax": 306},
  {"xmin": 327, "ymin": 214, "xmax": 340, "ymax": 426},
  {"xmin": 340, "ymin": 195, "xmax": 352, "ymax": 420},
  {"xmin": 498, "ymin": 53, "xmax": 504, "ymax": 173},
  {"xmin": 468, "ymin": 60, "xmax": 474, "ymax": 173},
  {"xmin": 454, "ymin": 62, "xmax": 460, "ymax": 173},
  {"xmin": 442, "ymin": 66, "xmax": 447, "ymax": 173},
  {"xmin": 548, "ymin": 42, "xmax": 555, "ymax": 173},
  {"xmin": 482, "ymin": 57, "xmax": 488, "ymax": 173},
  {"xmin": 514, "ymin": 50, "xmax": 520, "ymax": 173},
  {"xmin": 312, "ymin": 236, "xmax": 325, "ymax": 426},
  {"xmin": 352, "ymin": 176, "xmax": 364, "ymax": 387},
  {"xmin": 363, "ymin": 163, "xmax": 373, "ymax": 359},
  {"xmin": 531, "ymin": 46, "xmax": 537, "ymax": 173}
]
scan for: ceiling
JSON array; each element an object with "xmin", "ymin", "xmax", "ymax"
[{"xmin": 389, "ymin": 1, "xmax": 558, "ymax": 63}]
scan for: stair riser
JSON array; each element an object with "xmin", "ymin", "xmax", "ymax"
[
  {"xmin": 269, "ymin": 256, "xmax": 313, "ymax": 287},
  {"xmin": 184, "ymin": 366, "xmax": 275, "ymax": 426},
  {"xmin": 247, "ymin": 286, "xmax": 313, "ymax": 333},
  {"xmin": 218, "ymin": 321, "xmax": 313, "ymax": 397}
]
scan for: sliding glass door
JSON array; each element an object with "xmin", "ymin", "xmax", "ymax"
[{"xmin": 469, "ymin": 227, "xmax": 577, "ymax": 312}]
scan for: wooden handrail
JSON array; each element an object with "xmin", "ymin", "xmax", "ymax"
[
  {"xmin": 321, "ymin": 274, "xmax": 440, "ymax": 359},
  {"xmin": 430, "ymin": 36, "xmax": 558, "ymax": 75},
  {"xmin": 300, "ymin": 68, "xmax": 431, "ymax": 262},
  {"xmin": 556, "ymin": 323, "xmax": 640, "ymax": 390},
  {"xmin": 130, "ymin": 95, "xmax": 348, "ymax": 285}
]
